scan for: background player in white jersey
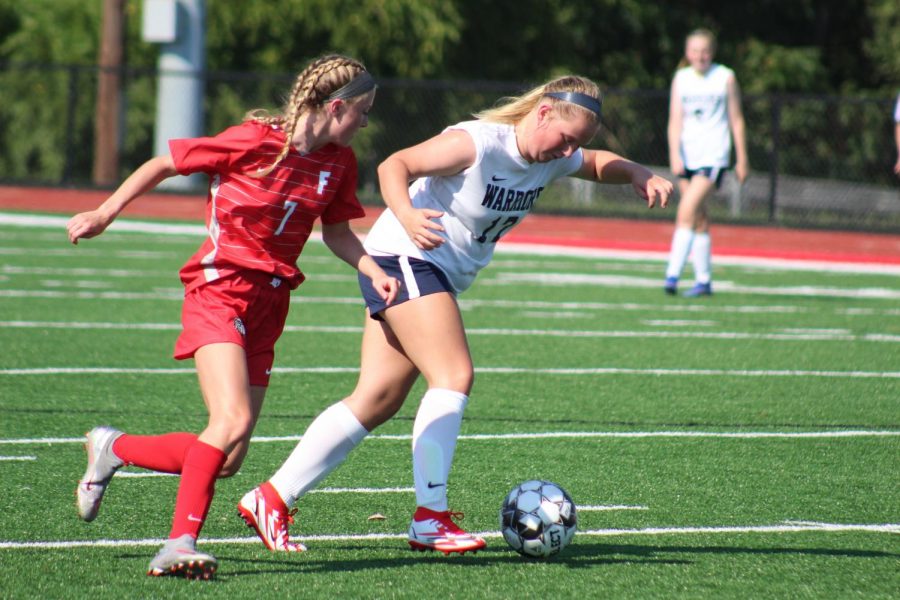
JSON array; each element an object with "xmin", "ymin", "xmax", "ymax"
[
  {"xmin": 893, "ymin": 92, "xmax": 900, "ymax": 176},
  {"xmin": 67, "ymin": 54, "xmax": 398, "ymax": 579},
  {"xmin": 239, "ymin": 75, "xmax": 672, "ymax": 555},
  {"xmin": 664, "ymin": 28, "xmax": 749, "ymax": 297}
]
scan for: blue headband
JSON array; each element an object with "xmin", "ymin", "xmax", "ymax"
[{"xmin": 545, "ymin": 91, "xmax": 602, "ymax": 117}]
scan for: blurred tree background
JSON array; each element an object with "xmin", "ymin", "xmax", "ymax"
[
  {"xmin": 0, "ymin": 0, "xmax": 898, "ymax": 228},
  {"xmin": 2, "ymin": 0, "xmax": 897, "ymax": 95}
]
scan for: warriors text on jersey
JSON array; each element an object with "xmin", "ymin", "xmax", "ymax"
[
  {"xmin": 363, "ymin": 120, "xmax": 583, "ymax": 293},
  {"xmin": 169, "ymin": 121, "xmax": 365, "ymax": 292},
  {"xmin": 674, "ymin": 63, "xmax": 734, "ymax": 170}
]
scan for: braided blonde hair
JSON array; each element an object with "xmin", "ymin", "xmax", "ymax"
[
  {"xmin": 474, "ymin": 75, "xmax": 601, "ymax": 126},
  {"xmin": 246, "ymin": 54, "xmax": 369, "ymax": 177}
]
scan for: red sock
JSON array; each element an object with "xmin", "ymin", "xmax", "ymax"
[
  {"xmin": 259, "ymin": 481, "xmax": 288, "ymax": 512},
  {"xmin": 112, "ymin": 433, "xmax": 198, "ymax": 473},
  {"xmin": 169, "ymin": 440, "xmax": 227, "ymax": 539}
]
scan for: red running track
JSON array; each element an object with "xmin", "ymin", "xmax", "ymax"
[{"xmin": 3, "ymin": 186, "xmax": 900, "ymax": 265}]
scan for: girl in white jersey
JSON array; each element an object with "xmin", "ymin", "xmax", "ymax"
[
  {"xmin": 239, "ymin": 75, "xmax": 673, "ymax": 555},
  {"xmin": 893, "ymin": 93, "xmax": 900, "ymax": 176},
  {"xmin": 664, "ymin": 28, "xmax": 749, "ymax": 297}
]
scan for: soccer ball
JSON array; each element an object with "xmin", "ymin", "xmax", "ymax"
[{"xmin": 499, "ymin": 480, "xmax": 577, "ymax": 558}]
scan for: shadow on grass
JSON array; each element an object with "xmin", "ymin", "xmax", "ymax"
[{"xmin": 143, "ymin": 541, "xmax": 899, "ymax": 581}]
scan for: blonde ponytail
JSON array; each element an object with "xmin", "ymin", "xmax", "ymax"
[{"xmin": 474, "ymin": 75, "xmax": 601, "ymax": 126}]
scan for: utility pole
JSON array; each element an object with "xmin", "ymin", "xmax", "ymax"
[
  {"xmin": 143, "ymin": 0, "xmax": 206, "ymax": 191},
  {"xmin": 93, "ymin": 0, "xmax": 125, "ymax": 186}
]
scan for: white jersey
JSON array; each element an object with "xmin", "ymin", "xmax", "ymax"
[
  {"xmin": 364, "ymin": 120, "xmax": 583, "ymax": 293},
  {"xmin": 674, "ymin": 63, "xmax": 734, "ymax": 169}
]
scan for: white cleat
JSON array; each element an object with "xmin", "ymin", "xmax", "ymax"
[
  {"xmin": 147, "ymin": 534, "xmax": 217, "ymax": 579},
  {"xmin": 76, "ymin": 426, "xmax": 124, "ymax": 521}
]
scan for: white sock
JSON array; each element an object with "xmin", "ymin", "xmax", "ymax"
[
  {"xmin": 412, "ymin": 388, "xmax": 468, "ymax": 512},
  {"xmin": 268, "ymin": 401, "xmax": 368, "ymax": 507},
  {"xmin": 666, "ymin": 228, "xmax": 694, "ymax": 279},
  {"xmin": 691, "ymin": 232, "xmax": 712, "ymax": 284}
]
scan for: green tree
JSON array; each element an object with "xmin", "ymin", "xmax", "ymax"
[
  {"xmin": 864, "ymin": 0, "xmax": 900, "ymax": 87},
  {"xmin": 204, "ymin": 0, "xmax": 461, "ymax": 78}
]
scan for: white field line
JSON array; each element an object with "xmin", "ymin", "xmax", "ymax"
[
  {"xmin": 0, "ymin": 291, "xmax": 807, "ymax": 314},
  {"xmin": 642, "ymin": 319, "xmax": 718, "ymax": 327},
  {"xmin": 2, "ymin": 265, "xmax": 353, "ymax": 282},
  {"xmin": 0, "ymin": 289, "xmax": 184, "ymax": 301},
  {"xmin": 0, "ymin": 455, "xmax": 36, "ymax": 461},
  {"xmin": 53, "ymin": 476, "xmax": 637, "ymax": 508},
  {"xmin": 3, "ymin": 319, "xmax": 900, "ymax": 344},
  {"xmin": 3, "ymin": 429, "xmax": 898, "ymax": 446},
  {"xmin": 1, "ymin": 521, "xmax": 897, "ymax": 550},
  {"xmin": 4, "ymin": 365, "xmax": 900, "ymax": 379},
  {"xmin": 112, "ymin": 478, "xmax": 416, "ymax": 493},
  {"xmin": 493, "ymin": 240, "xmax": 900, "ymax": 276},
  {"xmin": 0, "ymin": 265, "xmax": 171, "ymax": 278},
  {"xmin": 4, "ymin": 287, "xmax": 900, "ymax": 319},
  {"xmin": 4, "ymin": 278, "xmax": 900, "ymax": 301},
  {"xmin": 15, "ymin": 469, "xmax": 642, "ymax": 508},
  {"xmin": 578, "ymin": 505, "xmax": 648, "ymax": 511},
  {"xmin": 488, "ymin": 272, "xmax": 900, "ymax": 299},
  {"xmin": 5, "ymin": 211, "xmax": 900, "ymax": 275},
  {"xmin": 309, "ymin": 487, "xmax": 414, "ymax": 494},
  {"xmin": 0, "ymin": 213, "xmax": 207, "ymax": 236}
]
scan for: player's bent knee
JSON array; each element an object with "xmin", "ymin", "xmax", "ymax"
[
  {"xmin": 218, "ymin": 443, "xmax": 249, "ymax": 477},
  {"xmin": 211, "ymin": 412, "xmax": 254, "ymax": 439},
  {"xmin": 429, "ymin": 372, "xmax": 474, "ymax": 395},
  {"xmin": 218, "ymin": 461, "xmax": 242, "ymax": 478}
]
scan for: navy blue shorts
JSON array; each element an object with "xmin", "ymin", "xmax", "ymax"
[
  {"xmin": 358, "ymin": 255, "xmax": 454, "ymax": 321},
  {"xmin": 679, "ymin": 166, "xmax": 727, "ymax": 188}
]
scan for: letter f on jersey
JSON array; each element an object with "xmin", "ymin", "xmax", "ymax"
[{"xmin": 317, "ymin": 171, "xmax": 332, "ymax": 195}]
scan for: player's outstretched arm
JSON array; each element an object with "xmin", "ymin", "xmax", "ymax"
[
  {"xmin": 576, "ymin": 149, "xmax": 673, "ymax": 209},
  {"xmin": 66, "ymin": 155, "xmax": 178, "ymax": 244},
  {"xmin": 668, "ymin": 77, "xmax": 685, "ymax": 177},
  {"xmin": 727, "ymin": 74, "xmax": 749, "ymax": 183},
  {"xmin": 894, "ymin": 121, "xmax": 900, "ymax": 176}
]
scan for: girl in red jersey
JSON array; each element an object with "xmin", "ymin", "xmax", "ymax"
[{"xmin": 67, "ymin": 54, "xmax": 398, "ymax": 579}]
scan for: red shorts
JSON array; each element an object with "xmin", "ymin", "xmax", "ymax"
[{"xmin": 174, "ymin": 270, "xmax": 291, "ymax": 387}]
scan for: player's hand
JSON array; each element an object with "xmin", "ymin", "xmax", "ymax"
[
  {"xmin": 398, "ymin": 207, "xmax": 445, "ymax": 250},
  {"xmin": 372, "ymin": 274, "xmax": 401, "ymax": 305},
  {"xmin": 735, "ymin": 158, "xmax": 750, "ymax": 183},
  {"xmin": 633, "ymin": 173, "xmax": 673, "ymax": 209},
  {"xmin": 66, "ymin": 210, "xmax": 115, "ymax": 245},
  {"xmin": 670, "ymin": 157, "xmax": 685, "ymax": 178}
]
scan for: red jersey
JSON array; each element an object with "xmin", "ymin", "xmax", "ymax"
[{"xmin": 169, "ymin": 121, "xmax": 366, "ymax": 291}]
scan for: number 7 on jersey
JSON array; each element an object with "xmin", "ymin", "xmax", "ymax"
[{"xmin": 274, "ymin": 200, "xmax": 298, "ymax": 236}]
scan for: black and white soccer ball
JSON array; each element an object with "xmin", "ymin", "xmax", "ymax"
[{"xmin": 499, "ymin": 479, "xmax": 577, "ymax": 558}]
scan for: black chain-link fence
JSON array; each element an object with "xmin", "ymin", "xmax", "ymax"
[{"xmin": 2, "ymin": 63, "xmax": 898, "ymax": 231}]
